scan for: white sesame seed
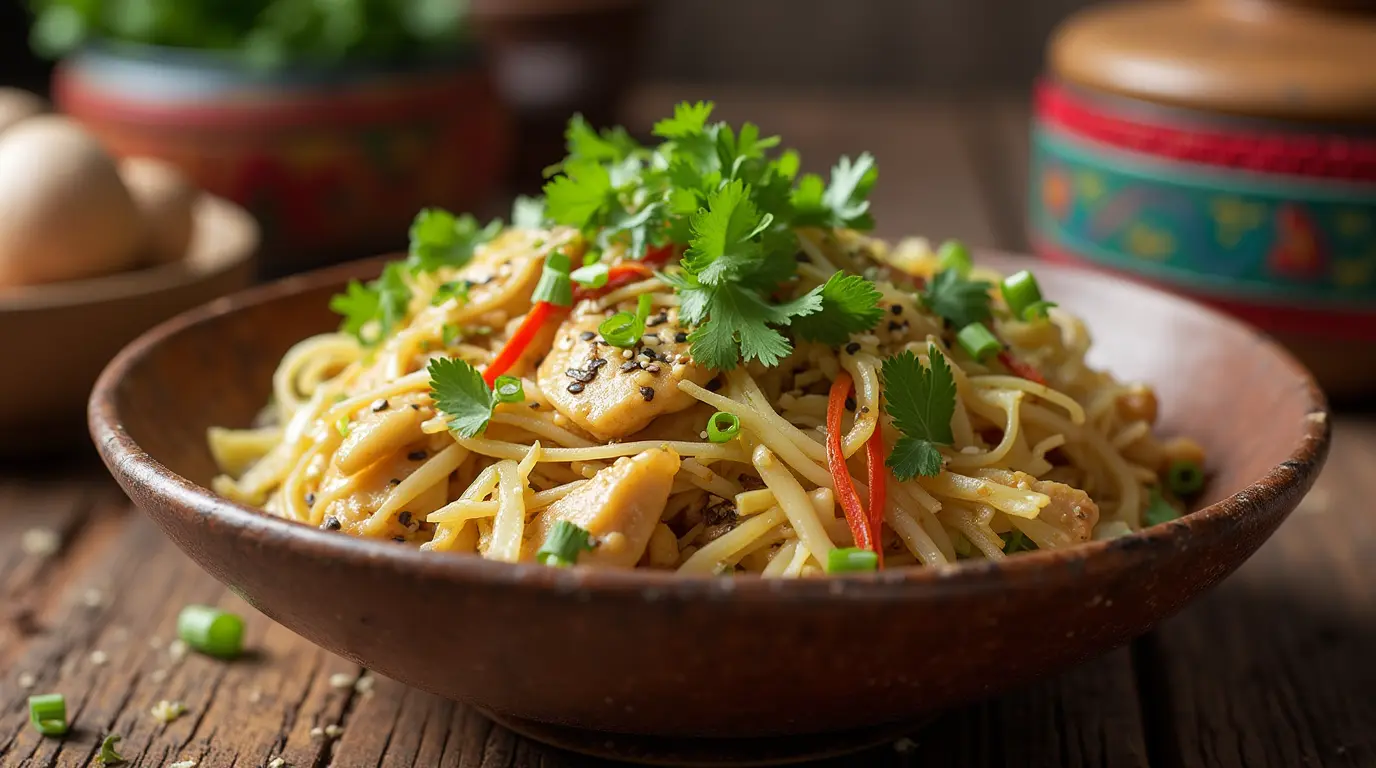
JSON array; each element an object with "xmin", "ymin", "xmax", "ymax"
[
  {"xmin": 17, "ymin": 672, "xmax": 35, "ymax": 689},
  {"xmin": 90, "ymin": 650, "xmax": 108, "ymax": 666},
  {"xmin": 82, "ymin": 589, "xmax": 104, "ymax": 608},
  {"xmin": 151, "ymin": 700, "xmax": 187, "ymax": 724},
  {"xmin": 353, "ymin": 674, "xmax": 375, "ymax": 695},
  {"xmin": 268, "ymin": 758, "xmax": 285, "ymax": 768},
  {"xmin": 699, "ymin": 431, "xmax": 708, "ymax": 439},
  {"xmin": 309, "ymin": 726, "xmax": 324, "ymax": 738},
  {"xmin": 167, "ymin": 639, "xmax": 188, "ymax": 662},
  {"xmin": 328, "ymin": 672, "xmax": 356, "ymax": 689},
  {"xmin": 248, "ymin": 688, "xmax": 262, "ymax": 704},
  {"xmin": 21, "ymin": 528, "xmax": 60, "ymax": 557},
  {"xmin": 324, "ymin": 724, "xmax": 343, "ymax": 738},
  {"xmin": 169, "ymin": 761, "xmax": 197, "ymax": 768}
]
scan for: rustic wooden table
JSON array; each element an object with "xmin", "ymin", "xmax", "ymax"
[{"xmin": 2, "ymin": 88, "xmax": 1373, "ymax": 768}]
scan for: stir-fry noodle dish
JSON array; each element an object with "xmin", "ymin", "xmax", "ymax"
[{"xmin": 210, "ymin": 102, "xmax": 1206, "ymax": 576}]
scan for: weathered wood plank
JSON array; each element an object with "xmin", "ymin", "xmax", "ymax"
[{"xmin": 1141, "ymin": 421, "xmax": 1376, "ymax": 768}]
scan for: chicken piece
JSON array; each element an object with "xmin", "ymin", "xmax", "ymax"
[
  {"xmin": 316, "ymin": 448, "xmax": 446, "ymax": 540},
  {"xmin": 450, "ymin": 230, "xmax": 546, "ymax": 319},
  {"xmin": 525, "ymin": 448, "xmax": 681, "ymax": 567},
  {"xmin": 982, "ymin": 469, "xmax": 1100, "ymax": 542},
  {"xmin": 536, "ymin": 302, "xmax": 716, "ymax": 440},
  {"xmin": 334, "ymin": 403, "xmax": 425, "ymax": 476}
]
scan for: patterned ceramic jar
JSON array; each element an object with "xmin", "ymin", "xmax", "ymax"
[
  {"xmin": 1032, "ymin": 0, "xmax": 1376, "ymax": 398},
  {"xmin": 56, "ymin": 44, "xmax": 510, "ymax": 277}
]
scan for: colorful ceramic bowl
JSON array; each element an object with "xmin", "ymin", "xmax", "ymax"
[
  {"xmin": 55, "ymin": 43, "xmax": 510, "ymax": 277},
  {"xmin": 1030, "ymin": 79, "xmax": 1376, "ymax": 398}
]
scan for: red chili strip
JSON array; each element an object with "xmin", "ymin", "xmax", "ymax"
[
  {"xmin": 826, "ymin": 374, "xmax": 875, "ymax": 554},
  {"xmin": 864, "ymin": 427, "xmax": 887, "ymax": 569},
  {"xmin": 483, "ymin": 301, "xmax": 562, "ymax": 386},
  {"xmin": 997, "ymin": 350, "xmax": 1047, "ymax": 385}
]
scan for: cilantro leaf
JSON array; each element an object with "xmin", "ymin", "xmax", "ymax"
[
  {"xmin": 428, "ymin": 357, "xmax": 495, "ymax": 438},
  {"xmin": 431, "ymin": 280, "xmax": 470, "ymax": 306},
  {"xmin": 544, "ymin": 157, "xmax": 614, "ymax": 229},
  {"xmin": 330, "ymin": 262, "xmax": 412, "ymax": 345},
  {"xmin": 881, "ymin": 345, "xmax": 957, "ymax": 480},
  {"xmin": 652, "ymin": 101, "xmax": 715, "ymax": 139},
  {"xmin": 922, "ymin": 268, "xmax": 994, "ymax": 328},
  {"xmin": 682, "ymin": 180, "xmax": 772, "ymax": 284},
  {"xmin": 407, "ymin": 208, "xmax": 501, "ymax": 274},
  {"xmin": 1003, "ymin": 530, "xmax": 1037, "ymax": 553},
  {"xmin": 511, "ymin": 195, "xmax": 546, "ymax": 229},
  {"xmin": 791, "ymin": 271, "xmax": 884, "ymax": 344},
  {"xmin": 330, "ymin": 279, "xmax": 380, "ymax": 340},
  {"xmin": 682, "ymin": 282, "xmax": 819, "ymax": 370},
  {"xmin": 791, "ymin": 153, "xmax": 878, "ymax": 230},
  {"xmin": 1144, "ymin": 486, "xmax": 1181, "ymax": 526},
  {"xmin": 566, "ymin": 114, "xmax": 640, "ymax": 162}
]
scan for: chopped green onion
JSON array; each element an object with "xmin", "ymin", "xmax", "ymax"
[
  {"xmin": 570, "ymin": 262, "xmax": 609, "ymax": 289},
  {"xmin": 956, "ymin": 322, "xmax": 1000, "ymax": 361},
  {"xmin": 1003, "ymin": 530, "xmax": 1036, "ymax": 553},
  {"xmin": 936, "ymin": 240, "xmax": 972, "ymax": 275},
  {"xmin": 177, "ymin": 605, "xmax": 245, "ymax": 659},
  {"xmin": 1021, "ymin": 299, "xmax": 1057, "ymax": 321},
  {"xmin": 1144, "ymin": 486, "xmax": 1181, "ymax": 526},
  {"xmin": 537, "ymin": 520, "xmax": 594, "ymax": 567},
  {"xmin": 598, "ymin": 294, "xmax": 656, "ymax": 348},
  {"xmin": 1000, "ymin": 270, "xmax": 1045, "ymax": 320},
  {"xmin": 441, "ymin": 324, "xmax": 460, "ymax": 346},
  {"xmin": 99, "ymin": 733, "xmax": 126, "ymax": 765},
  {"xmin": 335, "ymin": 417, "xmax": 350, "ymax": 437},
  {"xmin": 1166, "ymin": 459, "xmax": 1205, "ymax": 496},
  {"xmin": 28, "ymin": 693, "xmax": 67, "ymax": 736},
  {"xmin": 706, "ymin": 412, "xmax": 742, "ymax": 443},
  {"xmin": 431, "ymin": 280, "xmax": 470, "ymax": 306},
  {"xmin": 532, "ymin": 252, "xmax": 573, "ymax": 307},
  {"xmin": 826, "ymin": 547, "xmax": 879, "ymax": 574},
  {"xmin": 493, "ymin": 375, "xmax": 525, "ymax": 404}
]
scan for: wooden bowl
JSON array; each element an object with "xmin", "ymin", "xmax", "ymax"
[
  {"xmin": 1, "ymin": 194, "xmax": 256, "ymax": 454},
  {"xmin": 88, "ymin": 254, "xmax": 1329, "ymax": 762}
]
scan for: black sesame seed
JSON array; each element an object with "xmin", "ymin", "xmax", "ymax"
[
  {"xmin": 890, "ymin": 304, "xmax": 903, "ymax": 315},
  {"xmin": 528, "ymin": 402, "xmax": 541, "ymax": 409},
  {"xmin": 845, "ymin": 396, "xmax": 856, "ymax": 411},
  {"xmin": 674, "ymin": 332, "xmax": 688, "ymax": 344},
  {"xmin": 588, "ymin": 357, "xmax": 607, "ymax": 370},
  {"xmin": 398, "ymin": 511, "xmax": 412, "ymax": 526},
  {"xmin": 323, "ymin": 516, "xmax": 341, "ymax": 531},
  {"xmin": 640, "ymin": 348, "xmax": 657, "ymax": 360},
  {"xmin": 410, "ymin": 404, "xmax": 420, "ymax": 411},
  {"xmin": 794, "ymin": 252, "xmax": 808, "ymax": 262},
  {"xmin": 388, "ymin": 478, "xmax": 401, "ymax": 487},
  {"xmin": 861, "ymin": 406, "xmax": 871, "ymax": 414},
  {"xmin": 579, "ymin": 331, "xmax": 596, "ymax": 341},
  {"xmin": 567, "ymin": 382, "xmax": 585, "ymax": 394},
  {"xmin": 888, "ymin": 321, "xmax": 903, "ymax": 332},
  {"xmin": 393, "ymin": 536, "xmax": 407, "ymax": 543},
  {"xmin": 647, "ymin": 313, "xmax": 668, "ymax": 327},
  {"xmin": 407, "ymin": 450, "xmax": 427, "ymax": 461},
  {"xmin": 706, "ymin": 377, "xmax": 723, "ymax": 391},
  {"xmin": 566, "ymin": 368, "xmax": 595, "ymax": 383},
  {"xmin": 639, "ymin": 386, "xmax": 656, "ymax": 402},
  {"xmin": 620, "ymin": 361, "xmax": 639, "ymax": 372},
  {"xmin": 304, "ymin": 492, "xmax": 316, "ymax": 506},
  {"xmin": 370, "ymin": 399, "xmax": 389, "ymax": 412},
  {"xmin": 646, "ymin": 364, "xmax": 661, "ymax": 374},
  {"xmin": 845, "ymin": 342, "xmax": 861, "ymax": 354}
]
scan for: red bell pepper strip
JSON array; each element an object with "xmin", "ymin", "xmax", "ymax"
[
  {"xmin": 997, "ymin": 350, "xmax": 1047, "ymax": 385},
  {"xmin": 573, "ymin": 262, "xmax": 654, "ymax": 302},
  {"xmin": 864, "ymin": 427, "xmax": 887, "ymax": 568},
  {"xmin": 826, "ymin": 374, "xmax": 876, "ymax": 554},
  {"xmin": 483, "ymin": 301, "xmax": 562, "ymax": 387}
]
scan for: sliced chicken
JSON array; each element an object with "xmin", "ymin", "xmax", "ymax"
[
  {"xmin": 982, "ymin": 469, "xmax": 1100, "ymax": 542},
  {"xmin": 536, "ymin": 301, "xmax": 716, "ymax": 440},
  {"xmin": 525, "ymin": 448, "xmax": 681, "ymax": 567}
]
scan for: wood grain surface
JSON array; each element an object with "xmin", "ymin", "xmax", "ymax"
[{"xmin": 2, "ymin": 88, "xmax": 1372, "ymax": 768}]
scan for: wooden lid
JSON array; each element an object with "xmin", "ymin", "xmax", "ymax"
[{"xmin": 1049, "ymin": 0, "xmax": 1376, "ymax": 122}]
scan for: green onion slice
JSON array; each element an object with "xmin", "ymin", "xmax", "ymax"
[
  {"xmin": 570, "ymin": 262, "xmax": 609, "ymax": 289},
  {"xmin": 335, "ymin": 417, "xmax": 350, "ymax": 437},
  {"xmin": 29, "ymin": 693, "xmax": 67, "ymax": 736},
  {"xmin": 1000, "ymin": 270, "xmax": 1045, "ymax": 320},
  {"xmin": 706, "ymin": 412, "xmax": 742, "ymax": 443},
  {"xmin": 1144, "ymin": 485, "xmax": 1181, "ymax": 526},
  {"xmin": 99, "ymin": 733, "xmax": 126, "ymax": 765},
  {"xmin": 1021, "ymin": 299, "xmax": 1057, "ymax": 321},
  {"xmin": 826, "ymin": 547, "xmax": 879, "ymax": 574},
  {"xmin": 177, "ymin": 605, "xmax": 245, "ymax": 659},
  {"xmin": 956, "ymin": 322, "xmax": 1000, "ymax": 361},
  {"xmin": 533, "ymin": 252, "xmax": 574, "ymax": 307},
  {"xmin": 1165, "ymin": 459, "xmax": 1205, "ymax": 496},
  {"xmin": 598, "ymin": 294, "xmax": 656, "ymax": 348},
  {"xmin": 936, "ymin": 240, "xmax": 972, "ymax": 275},
  {"xmin": 493, "ymin": 375, "xmax": 525, "ymax": 404},
  {"xmin": 536, "ymin": 520, "xmax": 595, "ymax": 567}
]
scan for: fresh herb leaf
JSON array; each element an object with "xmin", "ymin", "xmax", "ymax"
[
  {"xmin": 652, "ymin": 100, "xmax": 715, "ymax": 139},
  {"xmin": 921, "ymin": 268, "xmax": 994, "ymax": 328},
  {"xmin": 544, "ymin": 158, "xmax": 614, "ymax": 230},
  {"xmin": 1144, "ymin": 486, "xmax": 1181, "ymax": 526},
  {"xmin": 1003, "ymin": 530, "xmax": 1037, "ymax": 553},
  {"xmin": 511, "ymin": 195, "xmax": 547, "ymax": 229},
  {"xmin": 407, "ymin": 208, "xmax": 501, "ymax": 274},
  {"xmin": 791, "ymin": 153, "xmax": 878, "ymax": 230},
  {"xmin": 431, "ymin": 280, "xmax": 470, "ymax": 306},
  {"xmin": 881, "ymin": 345, "xmax": 957, "ymax": 480},
  {"xmin": 330, "ymin": 262, "xmax": 412, "ymax": 345},
  {"xmin": 441, "ymin": 324, "xmax": 460, "ymax": 346},
  {"xmin": 427, "ymin": 357, "xmax": 495, "ymax": 438},
  {"xmin": 98, "ymin": 734, "xmax": 126, "ymax": 766},
  {"xmin": 566, "ymin": 114, "xmax": 641, "ymax": 163},
  {"xmin": 682, "ymin": 179, "xmax": 772, "ymax": 284},
  {"xmin": 330, "ymin": 280, "xmax": 381, "ymax": 340},
  {"xmin": 791, "ymin": 271, "xmax": 884, "ymax": 344}
]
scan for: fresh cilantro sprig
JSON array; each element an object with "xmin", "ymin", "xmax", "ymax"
[
  {"xmin": 881, "ymin": 344, "xmax": 957, "ymax": 480},
  {"xmin": 921, "ymin": 268, "xmax": 994, "ymax": 328},
  {"xmin": 792, "ymin": 272, "xmax": 885, "ymax": 344},
  {"xmin": 428, "ymin": 357, "xmax": 500, "ymax": 438},
  {"xmin": 331, "ymin": 208, "xmax": 500, "ymax": 345}
]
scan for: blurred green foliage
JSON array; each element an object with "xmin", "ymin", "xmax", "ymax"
[{"xmin": 30, "ymin": 0, "xmax": 470, "ymax": 66}]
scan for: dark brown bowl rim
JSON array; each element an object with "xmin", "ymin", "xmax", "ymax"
[{"xmin": 88, "ymin": 253, "xmax": 1332, "ymax": 602}]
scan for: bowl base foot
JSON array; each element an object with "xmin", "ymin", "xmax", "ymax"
[{"xmin": 479, "ymin": 709, "xmax": 931, "ymax": 767}]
